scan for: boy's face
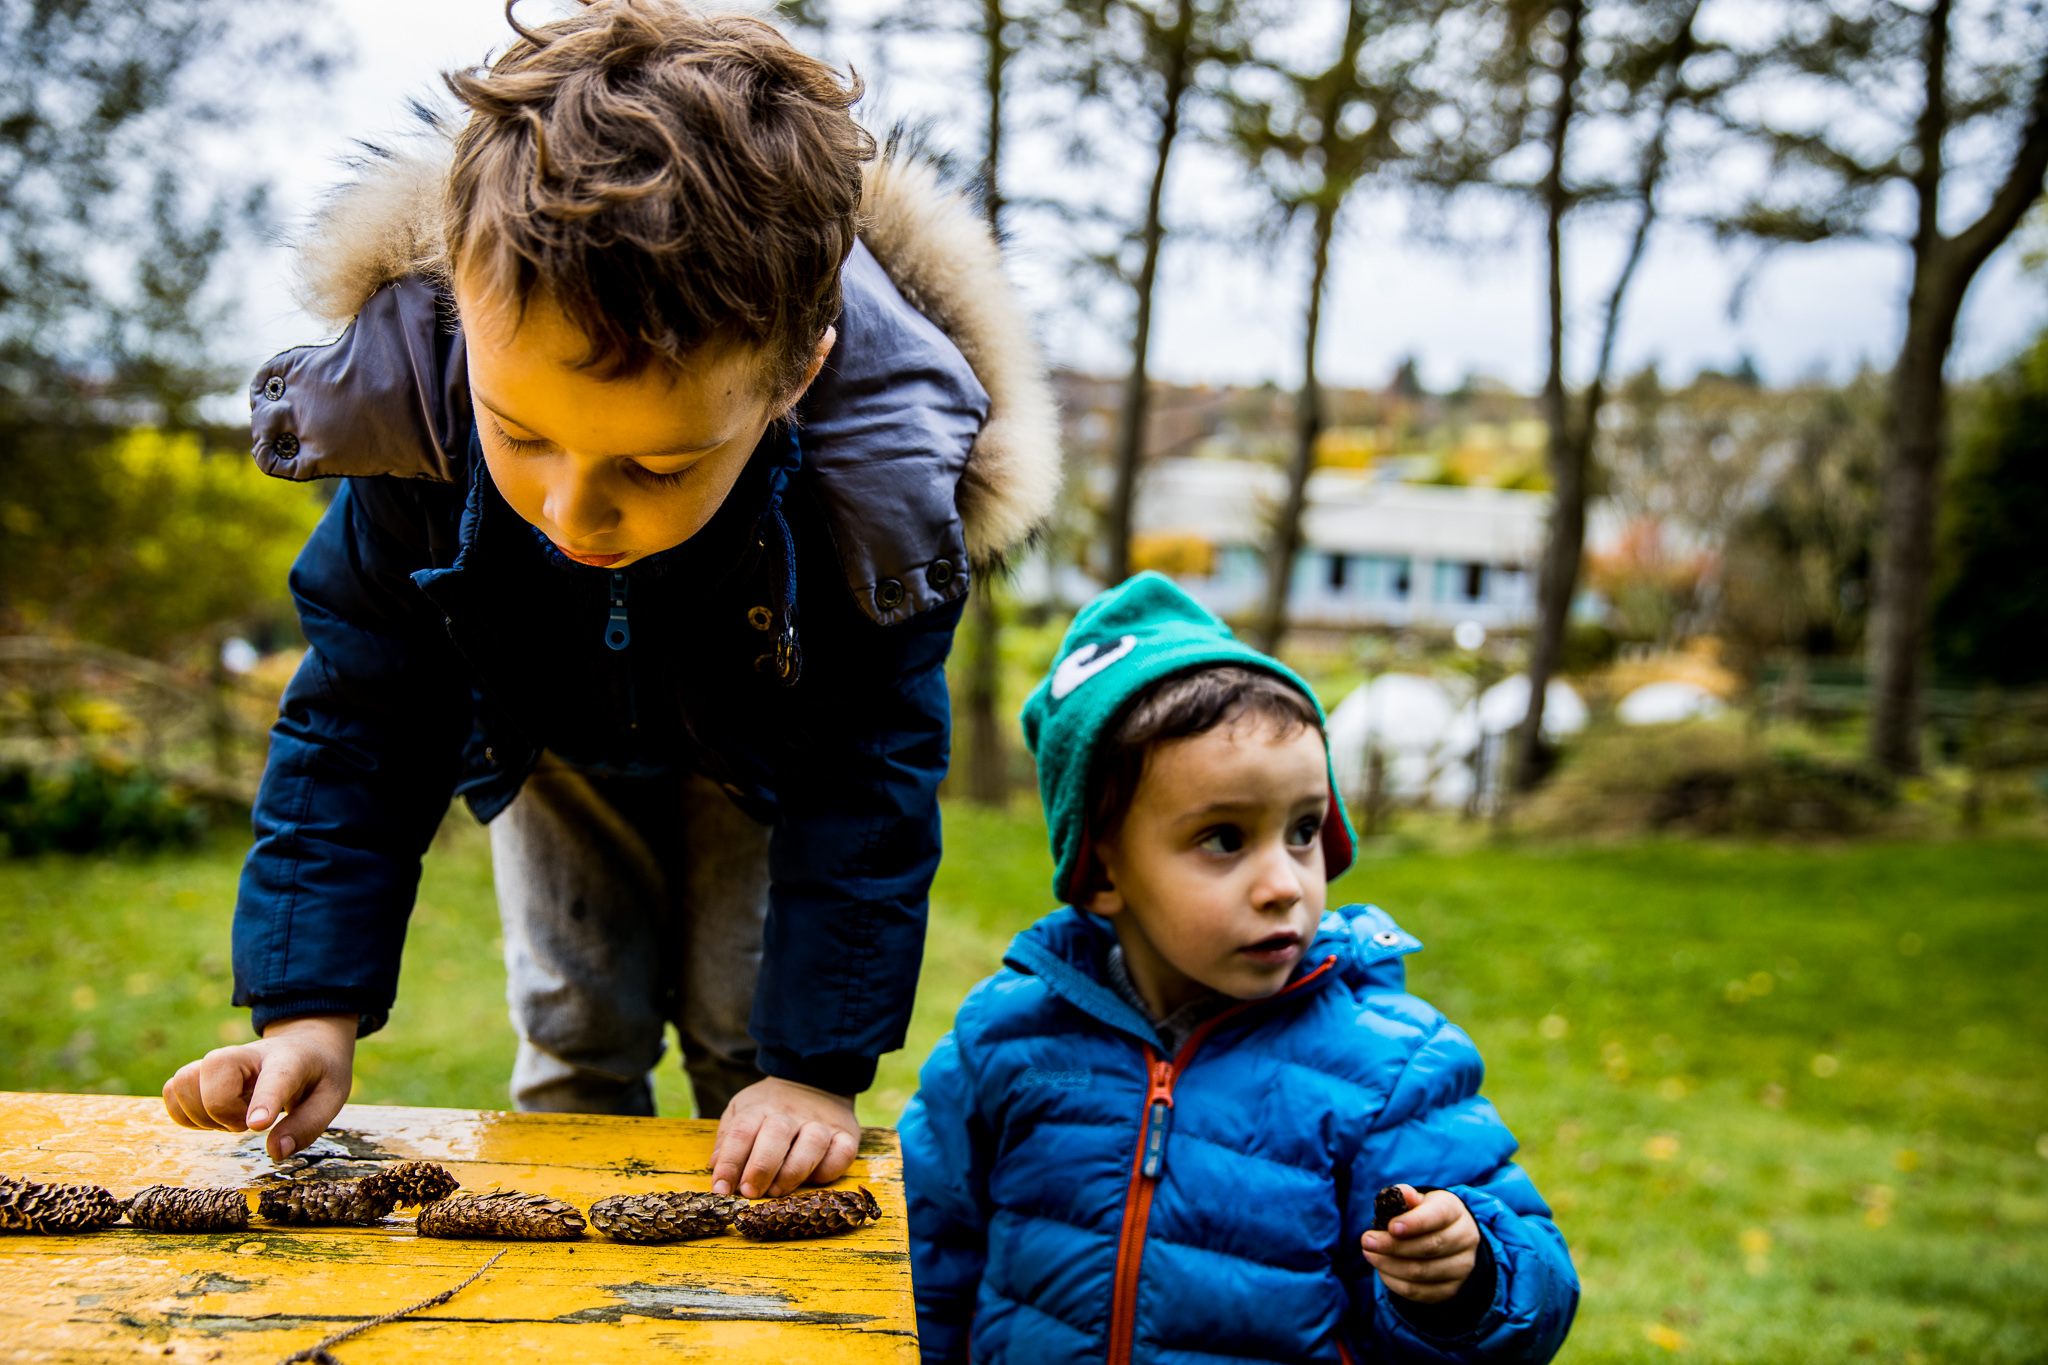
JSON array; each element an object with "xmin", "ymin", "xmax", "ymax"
[
  {"xmin": 456, "ymin": 267, "xmax": 832, "ymax": 569},
  {"xmin": 1086, "ymin": 718, "xmax": 1330, "ymax": 1020}
]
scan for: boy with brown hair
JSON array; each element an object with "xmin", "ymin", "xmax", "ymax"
[{"xmin": 161, "ymin": 0, "xmax": 1058, "ymax": 1198}]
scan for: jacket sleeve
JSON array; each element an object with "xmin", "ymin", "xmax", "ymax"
[
  {"xmin": 1341, "ymin": 1015, "xmax": 1580, "ymax": 1364},
  {"xmin": 901, "ymin": 1021, "xmax": 993, "ymax": 1364},
  {"xmin": 232, "ymin": 478, "xmax": 472, "ymax": 1037},
  {"xmin": 747, "ymin": 596, "xmax": 961, "ymax": 1093}
]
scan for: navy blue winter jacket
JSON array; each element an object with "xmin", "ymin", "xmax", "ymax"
[
  {"xmin": 230, "ymin": 233, "xmax": 1017, "ymax": 1094},
  {"xmin": 901, "ymin": 905, "xmax": 1579, "ymax": 1364}
]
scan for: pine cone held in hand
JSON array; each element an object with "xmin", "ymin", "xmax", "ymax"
[
  {"xmin": 416, "ymin": 1190, "xmax": 586, "ymax": 1241},
  {"xmin": 732, "ymin": 1187, "xmax": 882, "ymax": 1242},
  {"xmin": 1372, "ymin": 1185, "xmax": 1408, "ymax": 1232},
  {"xmin": 590, "ymin": 1191, "xmax": 743, "ymax": 1244},
  {"xmin": 0, "ymin": 1177, "xmax": 125, "ymax": 1233},
  {"xmin": 257, "ymin": 1178, "xmax": 398, "ymax": 1227},
  {"xmin": 127, "ymin": 1185, "xmax": 251, "ymax": 1233}
]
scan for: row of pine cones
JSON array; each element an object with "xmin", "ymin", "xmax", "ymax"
[{"xmin": 2, "ymin": 1163, "xmax": 880, "ymax": 1244}]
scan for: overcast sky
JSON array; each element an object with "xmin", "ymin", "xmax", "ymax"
[{"xmin": 223, "ymin": 0, "xmax": 2047, "ymax": 400}]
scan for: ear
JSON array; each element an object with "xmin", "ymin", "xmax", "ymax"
[
  {"xmin": 770, "ymin": 325, "xmax": 837, "ymax": 419},
  {"xmin": 1081, "ymin": 883, "xmax": 1124, "ymax": 918},
  {"xmin": 1079, "ymin": 842, "xmax": 1124, "ymax": 917}
]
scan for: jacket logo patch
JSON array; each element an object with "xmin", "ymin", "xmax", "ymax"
[
  {"xmin": 1018, "ymin": 1067, "xmax": 1093, "ymax": 1090},
  {"xmin": 1050, "ymin": 635, "xmax": 1137, "ymax": 700}
]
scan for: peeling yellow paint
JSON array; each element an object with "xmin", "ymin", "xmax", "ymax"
[{"xmin": 0, "ymin": 1093, "xmax": 917, "ymax": 1361}]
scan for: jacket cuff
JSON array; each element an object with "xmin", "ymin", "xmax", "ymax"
[
  {"xmin": 1386, "ymin": 1233, "xmax": 1497, "ymax": 1339},
  {"xmin": 756, "ymin": 1044, "xmax": 876, "ymax": 1095},
  {"xmin": 247, "ymin": 996, "xmax": 387, "ymax": 1039}
]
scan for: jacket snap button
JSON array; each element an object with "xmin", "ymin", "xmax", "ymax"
[
  {"xmin": 483, "ymin": 747, "xmax": 497, "ymax": 765},
  {"xmin": 747, "ymin": 605, "xmax": 773, "ymax": 632},
  {"xmin": 1373, "ymin": 930, "xmax": 1402, "ymax": 947},
  {"xmin": 274, "ymin": 432, "xmax": 300, "ymax": 459},
  {"xmin": 876, "ymin": 578, "xmax": 905, "ymax": 610},
  {"xmin": 926, "ymin": 559, "xmax": 954, "ymax": 589},
  {"xmin": 263, "ymin": 376, "xmax": 286, "ymax": 401}
]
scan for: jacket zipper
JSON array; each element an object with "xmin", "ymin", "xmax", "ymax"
[
  {"xmin": 605, "ymin": 570, "xmax": 639, "ymax": 730},
  {"xmin": 1104, "ymin": 956, "xmax": 1337, "ymax": 1365}
]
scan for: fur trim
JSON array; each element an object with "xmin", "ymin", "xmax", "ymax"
[
  {"xmin": 295, "ymin": 130, "xmax": 451, "ymax": 327},
  {"xmin": 288, "ymin": 128, "xmax": 1061, "ymax": 561},
  {"xmin": 857, "ymin": 155, "xmax": 1062, "ymax": 567}
]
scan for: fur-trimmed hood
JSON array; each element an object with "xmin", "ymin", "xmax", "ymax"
[{"xmin": 255, "ymin": 124, "xmax": 1060, "ymax": 619}]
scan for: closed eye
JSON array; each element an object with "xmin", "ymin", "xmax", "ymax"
[
  {"xmin": 624, "ymin": 461, "xmax": 699, "ymax": 490},
  {"xmin": 486, "ymin": 413, "xmax": 550, "ymax": 453}
]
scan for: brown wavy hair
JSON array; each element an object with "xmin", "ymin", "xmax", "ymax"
[{"xmin": 442, "ymin": 1, "xmax": 871, "ymax": 394}]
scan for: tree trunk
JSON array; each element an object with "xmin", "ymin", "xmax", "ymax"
[
  {"xmin": 1104, "ymin": 0, "xmax": 1195, "ymax": 585},
  {"xmin": 1255, "ymin": 200, "xmax": 1336, "ymax": 655},
  {"xmin": 1512, "ymin": 0, "xmax": 1585, "ymax": 792},
  {"xmin": 963, "ymin": 0, "xmax": 1011, "ymax": 806}
]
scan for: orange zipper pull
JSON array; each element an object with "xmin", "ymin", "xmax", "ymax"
[{"xmin": 1141, "ymin": 1059, "xmax": 1175, "ymax": 1179}]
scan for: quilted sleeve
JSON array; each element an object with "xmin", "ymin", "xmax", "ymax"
[
  {"xmin": 1339, "ymin": 1015, "xmax": 1580, "ymax": 1363},
  {"xmin": 900, "ymin": 1024, "xmax": 994, "ymax": 1365}
]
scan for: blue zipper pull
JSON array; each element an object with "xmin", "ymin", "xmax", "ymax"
[
  {"xmin": 1142, "ymin": 1100, "xmax": 1173, "ymax": 1179},
  {"xmin": 605, "ymin": 570, "xmax": 631, "ymax": 651}
]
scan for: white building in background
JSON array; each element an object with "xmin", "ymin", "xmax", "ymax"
[{"xmin": 1122, "ymin": 459, "xmax": 1562, "ymax": 630}]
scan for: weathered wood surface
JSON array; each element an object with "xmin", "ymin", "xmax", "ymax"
[{"xmin": 0, "ymin": 1093, "xmax": 916, "ymax": 1362}]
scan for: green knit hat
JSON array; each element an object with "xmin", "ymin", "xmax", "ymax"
[{"xmin": 1021, "ymin": 571, "xmax": 1356, "ymax": 905}]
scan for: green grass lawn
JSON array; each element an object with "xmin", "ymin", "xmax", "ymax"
[{"xmin": 3, "ymin": 810, "xmax": 2044, "ymax": 1363}]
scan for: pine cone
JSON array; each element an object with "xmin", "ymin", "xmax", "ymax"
[
  {"xmin": 590, "ymin": 1191, "xmax": 743, "ymax": 1243},
  {"xmin": 1372, "ymin": 1186, "xmax": 1407, "ymax": 1233},
  {"xmin": 732, "ymin": 1187, "xmax": 882, "ymax": 1242},
  {"xmin": 416, "ymin": 1191, "xmax": 586, "ymax": 1241},
  {"xmin": 364, "ymin": 1161, "xmax": 459, "ymax": 1208},
  {"xmin": 257, "ymin": 1178, "xmax": 398, "ymax": 1227},
  {"xmin": 126, "ymin": 1185, "xmax": 251, "ymax": 1233},
  {"xmin": 0, "ymin": 1176, "xmax": 125, "ymax": 1233}
]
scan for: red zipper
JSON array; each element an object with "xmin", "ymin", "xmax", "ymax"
[{"xmin": 1104, "ymin": 956, "xmax": 1337, "ymax": 1365}]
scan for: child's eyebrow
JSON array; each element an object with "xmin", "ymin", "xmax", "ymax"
[{"xmin": 1175, "ymin": 792, "xmax": 1328, "ymax": 822}]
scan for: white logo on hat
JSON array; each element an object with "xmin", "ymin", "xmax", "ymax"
[{"xmin": 1051, "ymin": 635, "xmax": 1138, "ymax": 700}]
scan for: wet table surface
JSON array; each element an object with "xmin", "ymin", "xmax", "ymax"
[{"xmin": 0, "ymin": 1093, "xmax": 916, "ymax": 1362}]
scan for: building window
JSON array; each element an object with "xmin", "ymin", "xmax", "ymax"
[
  {"xmin": 1433, "ymin": 560, "xmax": 1490, "ymax": 604},
  {"xmin": 1328, "ymin": 554, "xmax": 1348, "ymax": 592}
]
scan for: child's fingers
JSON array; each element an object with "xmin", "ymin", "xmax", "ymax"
[
  {"xmin": 1376, "ymin": 1269, "xmax": 1463, "ymax": 1304},
  {"xmin": 196, "ymin": 1048, "xmax": 260, "ymax": 1129},
  {"xmin": 767, "ymin": 1120, "xmax": 838, "ymax": 1198},
  {"xmin": 709, "ymin": 1111, "xmax": 760, "ymax": 1197},
  {"xmin": 738, "ymin": 1114, "xmax": 798, "ymax": 1200},
  {"xmin": 807, "ymin": 1128, "xmax": 860, "ymax": 1187},
  {"xmin": 1385, "ymin": 1187, "xmax": 1456, "ymax": 1239},
  {"xmin": 1365, "ymin": 1246, "xmax": 1475, "ymax": 1284},
  {"xmin": 161, "ymin": 1062, "xmax": 210, "ymax": 1130},
  {"xmin": 266, "ymin": 1071, "xmax": 350, "ymax": 1162}
]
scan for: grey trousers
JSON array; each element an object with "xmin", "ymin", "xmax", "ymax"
[{"xmin": 489, "ymin": 754, "xmax": 770, "ymax": 1119}]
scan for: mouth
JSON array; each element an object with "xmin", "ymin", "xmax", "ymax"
[
  {"xmin": 1237, "ymin": 931, "xmax": 1304, "ymax": 966},
  {"xmin": 554, "ymin": 543, "xmax": 627, "ymax": 568}
]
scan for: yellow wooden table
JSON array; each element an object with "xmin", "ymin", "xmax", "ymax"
[{"xmin": 0, "ymin": 1093, "xmax": 916, "ymax": 1362}]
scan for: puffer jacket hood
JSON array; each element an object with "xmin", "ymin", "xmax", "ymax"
[
  {"xmin": 901, "ymin": 903, "xmax": 1580, "ymax": 1365},
  {"xmin": 248, "ymin": 120, "xmax": 1062, "ymax": 626}
]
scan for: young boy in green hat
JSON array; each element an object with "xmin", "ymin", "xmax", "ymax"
[{"xmin": 901, "ymin": 572, "xmax": 1577, "ymax": 1364}]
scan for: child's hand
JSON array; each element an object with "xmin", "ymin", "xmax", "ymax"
[
  {"xmin": 1362, "ymin": 1184, "xmax": 1481, "ymax": 1304},
  {"xmin": 161, "ymin": 1014, "xmax": 357, "ymax": 1162},
  {"xmin": 710, "ymin": 1077, "xmax": 861, "ymax": 1199}
]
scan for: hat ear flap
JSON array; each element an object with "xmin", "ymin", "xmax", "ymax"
[{"xmin": 1319, "ymin": 792, "xmax": 1354, "ymax": 882}]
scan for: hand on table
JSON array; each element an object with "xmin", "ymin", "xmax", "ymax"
[
  {"xmin": 161, "ymin": 1014, "xmax": 357, "ymax": 1162},
  {"xmin": 710, "ymin": 1076, "xmax": 860, "ymax": 1199},
  {"xmin": 1362, "ymin": 1184, "xmax": 1481, "ymax": 1304}
]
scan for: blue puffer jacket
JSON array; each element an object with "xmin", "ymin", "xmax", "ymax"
[{"xmin": 902, "ymin": 905, "xmax": 1578, "ymax": 1365}]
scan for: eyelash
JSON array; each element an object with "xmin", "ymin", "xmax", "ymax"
[{"xmin": 489, "ymin": 418, "xmax": 695, "ymax": 488}]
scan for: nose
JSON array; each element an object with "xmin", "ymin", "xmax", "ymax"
[
  {"xmin": 1248, "ymin": 838, "xmax": 1307, "ymax": 916},
  {"xmin": 544, "ymin": 464, "xmax": 619, "ymax": 543}
]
